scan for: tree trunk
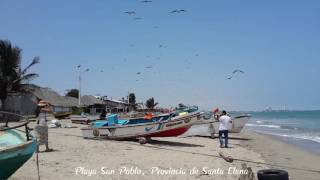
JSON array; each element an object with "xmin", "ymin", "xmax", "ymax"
[
  {"xmin": 0, "ymin": 98, "xmax": 9, "ymax": 127},
  {"xmin": 0, "ymin": 98, "xmax": 5, "ymax": 111}
]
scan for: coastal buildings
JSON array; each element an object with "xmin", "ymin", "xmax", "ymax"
[
  {"xmin": 96, "ymin": 96, "xmax": 134, "ymax": 113},
  {"xmin": 4, "ymin": 85, "xmax": 78, "ymax": 116},
  {"xmin": 80, "ymin": 95, "xmax": 106, "ymax": 114}
]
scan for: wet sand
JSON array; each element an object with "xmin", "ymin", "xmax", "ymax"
[{"xmin": 240, "ymin": 130, "xmax": 320, "ymax": 180}]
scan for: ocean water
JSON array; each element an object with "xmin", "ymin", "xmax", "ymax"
[{"xmin": 240, "ymin": 110, "xmax": 320, "ymax": 154}]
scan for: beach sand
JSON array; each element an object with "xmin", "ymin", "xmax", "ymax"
[
  {"xmin": 9, "ymin": 122, "xmax": 320, "ymax": 180},
  {"xmin": 240, "ymin": 130, "xmax": 320, "ymax": 180}
]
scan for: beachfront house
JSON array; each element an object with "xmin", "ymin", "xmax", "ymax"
[
  {"xmin": 4, "ymin": 85, "xmax": 78, "ymax": 116},
  {"xmin": 98, "ymin": 96, "xmax": 133, "ymax": 113},
  {"xmin": 80, "ymin": 95, "xmax": 106, "ymax": 114}
]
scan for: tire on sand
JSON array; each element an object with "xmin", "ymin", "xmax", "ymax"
[{"xmin": 257, "ymin": 169, "xmax": 288, "ymax": 180}]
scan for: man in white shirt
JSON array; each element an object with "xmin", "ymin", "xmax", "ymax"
[{"xmin": 218, "ymin": 110, "xmax": 232, "ymax": 148}]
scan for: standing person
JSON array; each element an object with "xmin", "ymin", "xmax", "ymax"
[
  {"xmin": 218, "ymin": 110, "xmax": 232, "ymax": 148},
  {"xmin": 35, "ymin": 100, "xmax": 53, "ymax": 152}
]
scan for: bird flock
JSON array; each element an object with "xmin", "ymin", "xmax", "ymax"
[{"xmin": 93, "ymin": 1, "xmax": 246, "ymax": 83}]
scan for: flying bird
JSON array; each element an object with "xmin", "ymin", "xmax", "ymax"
[
  {"xmin": 159, "ymin": 44, "xmax": 167, "ymax": 48},
  {"xmin": 124, "ymin": 11, "xmax": 136, "ymax": 15},
  {"xmin": 137, "ymin": 72, "xmax": 141, "ymax": 75},
  {"xmin": 170, "ymin": 9, "xmax": 187, "ymax": 13},
  {"xmin": 141, "ymin": 0, "xmax": 152, "ymax": 3},
  {"xmin": 145, "ymin": 66, "xmax": 153, "ymax": 69},
  {"xmin": 232, "ymin": 69, "xmax": 245, "ymax": 74},
  {"xmin": 170, "ymin": 10, "xmax": 179, "ymax": 13},
  {"xmin": 134, "ymin": 17, "xmax": 142, "ymax": 20},
  {"xmin": 227, "ymin": 69, "xmax": 245, "ymax": 80}
]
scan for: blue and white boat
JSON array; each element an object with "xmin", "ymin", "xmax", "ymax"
[{"xmin": 0, "ymin": 112, "xmax": 36, "ymax": 179}]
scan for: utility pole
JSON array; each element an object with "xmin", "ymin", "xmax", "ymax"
[{"xmin": 77, "ymin": 65, "xmax": 89, "ymax": 107}]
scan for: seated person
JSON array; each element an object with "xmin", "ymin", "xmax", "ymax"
[
  {"xmin": 99, "ymin": 110, "xmax": 107, "ymax": 120},
  {"xmin": 144, "ymin": 112, "xmax": 153, "ymax": 120}
]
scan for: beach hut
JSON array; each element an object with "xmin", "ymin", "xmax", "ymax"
[
  {"xmin": 80, "ymin": 95, "xmax": 106, "ymax": 114},
  {"xmin": 4, "ymin": 85, "xmax": 78, "ymax": 116}
]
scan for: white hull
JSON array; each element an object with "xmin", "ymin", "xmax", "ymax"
[
  {"xmin": 81, "ymin": 112, "xmax": 202, "ymax": 139},
  {"xmin": 213, "ymin": 115, "xmax": 250, "ymax": 133},
  {"xmin": 182, "ymin": 115, "xmax": 250, "ymax": 137}
]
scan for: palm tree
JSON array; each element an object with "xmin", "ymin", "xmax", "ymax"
[
  {"xmin": 145, "ymin": 97, "xmax": 158, "ymax": 110},
  {"xmin": 0, "ymin": 40, "xmax": 40, "ymax": 110},
  {"xmin": 128, "ymin": 93, "xmax": 138, "ymax": 110},
  {"xmin": 66, "ymin": 89, "xmax": 79, "ymax": 98}
]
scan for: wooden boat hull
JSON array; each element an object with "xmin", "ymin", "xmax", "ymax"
[
  {"xmin": 0, "ymin": 131, "xmax": 36, "ymax": 179},
  {"xmin": 81, "ymin": 112, "xmax": 202, "ymax": 139}
]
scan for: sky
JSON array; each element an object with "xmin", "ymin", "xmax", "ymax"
[{"xmin": 1, "ymin": 0, "xmax": 319, "ymax": 111}]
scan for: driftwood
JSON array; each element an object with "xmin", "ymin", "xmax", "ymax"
[
  {"xmin": 239, "ymin": 163, "xmax": 256, "ymax": 180},
  {"xmin": 219, "ymin": 151, "xmax": 234, "ymax": 163}
]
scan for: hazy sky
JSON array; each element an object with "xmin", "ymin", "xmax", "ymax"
[{"xmin": 1, "ymin": 0, "xmax": 319, "ymax": 110}]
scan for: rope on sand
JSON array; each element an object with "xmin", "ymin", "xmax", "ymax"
[{"xmin": 36, "ymin": 144, "xmax": 41, "ymax": 180}]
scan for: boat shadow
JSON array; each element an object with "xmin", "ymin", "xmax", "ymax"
[{"xmin": 147, "ymin": 139, "xmax": 204, "ymax": 147}]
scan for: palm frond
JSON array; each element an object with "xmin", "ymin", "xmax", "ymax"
[
  {"xmin": 13, "ymin": 73, "xmax": 39, "ymax": 84},
  {"xmin": 21, "ymin": 56, "xmax": 40, "ymax": 75}
]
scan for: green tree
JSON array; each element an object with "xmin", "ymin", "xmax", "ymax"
[
  {"xmin": 66, "ymin": 89, "xmax": 79, "ymax": 98},
  {"xmin": 0, "ymin": 40, "xmax": 39, "ymax": 109},
  {"xmin": 128, "ymin": 93, "xmax": 136, "ymax": 105},
  {"xmin": 145, "ymin": 97, "xmax": 158, "ymax": 110}
]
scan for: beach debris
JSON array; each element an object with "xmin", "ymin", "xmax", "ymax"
[
  {"xmin": 228, "ymin": 69, "xmax": 245, "ymax": 79},
  {"xmin": 124, "ymin": 11, "xmax": 136, "ymax": 15},
  {"xmin": 141, "ymin": 0, "xmax": 152, "ymax": 3},
  {"xmin": 218, "ymin": 151, "xmax": 234, "ymax": 163},
  {"xmin": 170, "ymin": 9, "xmax": 187, "ymax": 13},
  {"xmin": 239, "ymin": 163, "xmax": 256, "ymax": 180}
]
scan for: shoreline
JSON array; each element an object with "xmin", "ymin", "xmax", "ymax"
[{"xmin": 240, "ymin": 130, "xmax": 320, "ymax": 180}]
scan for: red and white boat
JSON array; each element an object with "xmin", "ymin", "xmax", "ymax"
[{"xmin": 81, "ymin": 112, "xmax": 203, "ymax": 143}]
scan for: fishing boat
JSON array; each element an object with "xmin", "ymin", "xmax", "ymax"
[
  {"xmin": 0, "ymin": 111, "xmax": 36, "ymax": 179},
  {"xmin": 183, "ymin": 114, "xmax": 250, "ymax": 137},
  {"xmin": 81, "ymin": 111, "xmax": 203, "ymax": 144},
  {"xmin": 213, "ymin": 115, "xmax": 250, "ymax": 133}
]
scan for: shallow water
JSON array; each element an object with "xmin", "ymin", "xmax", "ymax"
[{"xmin": 241, "ymin": 110, "xmax": 320, "ymax": 155}]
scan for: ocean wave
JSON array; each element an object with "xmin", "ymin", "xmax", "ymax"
[
  {"xmin": 255, "ymin": 120, "xmax": 264, "ymax": 124},
  {"xmin": 246, "ymin": 123, "xmax": 299, "ymax": 131},
  {"xmin": 246, "ymin": 123, "xmax": 281, "ymax": 129},
  {"xmin": 255, "ymin": 131, "xmax": 320, "ymax": 144}
]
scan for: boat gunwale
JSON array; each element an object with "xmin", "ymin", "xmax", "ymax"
[
  {"xmin": 0, "ymin": 139, "xmax": 35, "ymax": 153},
  {"xmin": 81, "ymin": 112, "xmax": 201, "ymax": 130},
  {"xmin": 0, "ymin": 111, "xmax": 29, "ymax": 131}
]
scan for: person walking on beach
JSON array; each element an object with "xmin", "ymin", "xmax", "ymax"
[
  {"xmin": 218, "ymin": 110, "xmax": 232, "ymax": 148},
  {"xmin": 35, "ymin": 100, "xmax": 53, "ymax": 152}
]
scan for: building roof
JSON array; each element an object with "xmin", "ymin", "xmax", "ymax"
[
  {"xmin": 81, "ymin": 95, "xmax": 105, "ymax": 106},
  {"xmin": 29, "ymin": 86, "xmax": 78, "ymax": 107}
]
